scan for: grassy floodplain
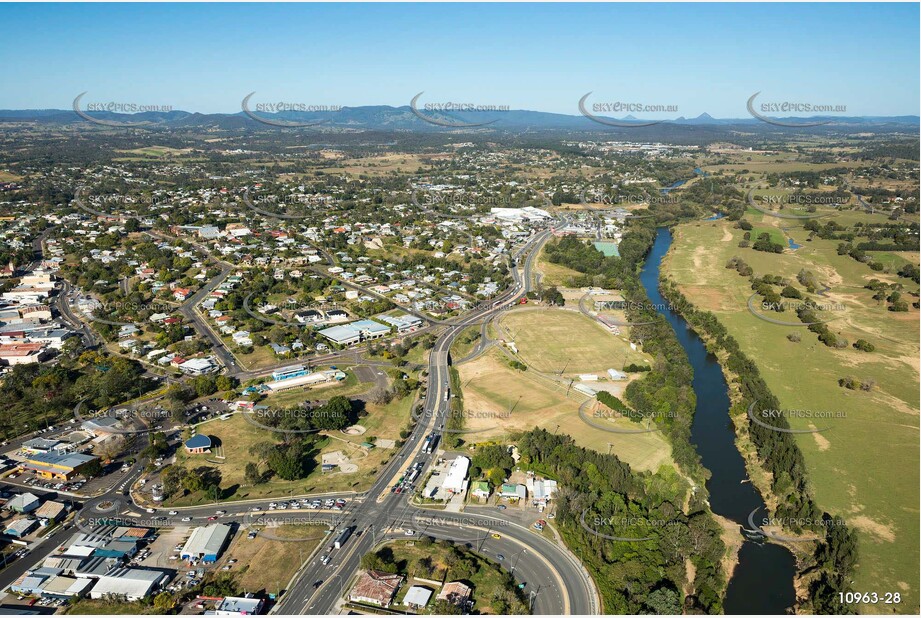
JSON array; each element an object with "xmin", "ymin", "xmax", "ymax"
[{"xmin": 663, "ymin": 214, "xmax": 919, "ymax": 613}]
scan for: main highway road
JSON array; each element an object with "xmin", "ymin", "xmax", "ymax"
[{"xmin": 269, "ymin": 225, "xmax": 599, "ymax": 615}]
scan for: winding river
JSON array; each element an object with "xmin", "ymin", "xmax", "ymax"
[{"xmin": 640, "ymin": 227, "xmax": 797, "ymax": 614}]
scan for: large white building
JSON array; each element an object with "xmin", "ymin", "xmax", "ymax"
[
  {"xmin": 89, "ymin": 568, "xmax": 169, "ymax": 601},
  {"xmin": 442, "ymin": 456, "xmax": 470, "ymax": 494}
]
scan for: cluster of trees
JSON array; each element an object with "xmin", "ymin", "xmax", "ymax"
[
  {"xmin": 538, "ymin": 285, "xmax": 564, "ymax": 306},
  {"xmin": 725, "ymin": 255, "xmax": 753, "ymax": 277},
  {"xmin": 659, "ymin": 280, "xmax": 858, "ymax": 612},
  {"xmin": 622, "ymin": 363, "xmax": 650, "ymax": 372},
  {"xmin": 162, "ymin": 464, "xmax": 223, "ymax": 500},
  {"xmin": 247, "ymin": 436, "xmax": 320, "ymax": 482},
  {"xmin": 0, "ymin": 350, "xmax": 154, "ymax": 440},
  {"xmin": 507, "ymin": 360, "xmax": 527, "ymax": 372},
  {"xmin": 750, "ymin": 232, "xmax": 785, "ymax": 254},
  {"xmin": 518, "ymin": 429, "xmax": 725, "ymax": 614},
  {"xmin": 595, "ymin": 391, "xmax": 630, "ymax": 415},
  {"xmin": 864, "ymin": 280, "xmax": 912, "ymax": 312},
  {"xmin": 802, "ymin": 219, "xmax": 919, "ymax": 278},
  {"xmin": 470, "ymin": 444, "xmax": 515, "ymax": 488},
  {"xmin": 837, "ymin": 376, "xmax": 875, "ymax": 392},
  {"xmin": 258, "ymin": 396, "xmax": 358, "ymax": 434}
]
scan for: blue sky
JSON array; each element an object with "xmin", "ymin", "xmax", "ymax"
[{"xmin": 1, "ymin": 2, "xmax": 918, "ymax": 117}]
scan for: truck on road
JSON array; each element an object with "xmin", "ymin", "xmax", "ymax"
[{"xmin": 333, "ymin": 526, "xmax": 354, "ymax": 549}]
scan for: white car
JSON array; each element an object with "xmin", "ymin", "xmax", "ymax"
[
  {"xmin": 404, "ymin": 529, "xmax": 416, "ymax": 536},
  {"xmin": 168, "ymin": 510, "xmax": 178, "ymax": 515},
  {"xmin": 181, "ymin": 517, "xmax": 192, "ymax": 522}
]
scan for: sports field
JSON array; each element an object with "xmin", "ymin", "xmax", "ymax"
[
  {"xmin": 664, "ymin": 216, "xmax": 919, "ymax": 612},
  {"xmin": 498, "ymin": 307, "xmax": 652, "ymax": 374}
]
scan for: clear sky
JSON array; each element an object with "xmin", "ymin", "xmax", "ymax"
[{"xmin": 1, "ymin": 2, "xmax": 918, "ymax": 117}]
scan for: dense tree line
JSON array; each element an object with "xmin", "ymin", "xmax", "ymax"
[{"xmin": 518, "ymin": 429, "xmax": 725, "ymax": 614}]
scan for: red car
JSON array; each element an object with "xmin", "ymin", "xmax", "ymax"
[{"xmin": 207, "ymin": 516, "xmax": 218, "ymax": 521}]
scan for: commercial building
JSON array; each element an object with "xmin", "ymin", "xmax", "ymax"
[
  {"xmin": 179, "ymin": 357, "xmax": 219, "ymax": 376},
  {"xmin": 271, "ymin": 365, "xmax": 310, "ymax": 381},
  {"xmin": 5, "ymin": 517, "xmax": 38, "ymax": 537},
  {"xmin": 21, "ymin": 438, "xmax": 61, "ymax": 454},
  {"xmin": 318, "ymin": 318, "xmax": 390, "ymax": 347},
  {"xmin": 19, "ymin": 452, "xmax": 99, "ymax": 480},
  {"xmin": 261, "ymin": 370, "xmax": 343, "ymax": 393},
  {"xmin": 500, "ymin": 483, "xmax": 528, "ymax": 501},
  {"xmin": 6, "ymin": 492, "xmax": 41, "ymax": 513},
  {"xmin": 34, "ymin": 500, "xmax": 68, "ymax": 522},
  {"xmin": 377, "ymin": 313, "xmax": 423, "ymax": 334},
  {"xmin": 0, "ymin": 342, "xmax": 49, "ymax": 365},
  {"xmin": 89, "ymin": 568, "xmax": 169, "ymax": 601},
  {"xmin": 442, "ymin": 456, "xmax": 470, "ymax": 494},
  {"xmin": 528, "ymin": 478, "xmax": 558, "ymax": 506},
  {"xmin": 317, "ymin": 324, "xmax": 361, "ymax": 346},
  {"xmin": 215, "ymin": 596, "xmax": 265, "ymax": 615},
  {"xmin": 181, "ymin": 523, "xmax": 231, "ymax": 563},
  {"xmin": 81, "ymin": 416, "xmax": 122, "ymax": 437}
]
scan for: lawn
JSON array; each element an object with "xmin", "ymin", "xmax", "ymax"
[
  {"xmin": 450, "ymin": 325, "xmax": 482, "ymax": 360},
  {"xmin": 664, "ymin": 217, "xmax": 920, "ymax": 613},
  {"xmin": 498, "ymin": 307, "xmax": 652, "ymax": 374},
  {"xmin": 166, "ymin": 398, "xmax": 409, "ymax": 505},
  {"xmin": 214, "ymin": 524, "xmax": 326, "ymax": 598},
  {"xmin": 457, "ymin": 349, "xmax": 672, "ymax": 473}
]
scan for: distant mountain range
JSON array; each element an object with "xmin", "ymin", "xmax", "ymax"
[{"xmin": 0, "ymin": 106, "xmax": 917, "ymax": 132}]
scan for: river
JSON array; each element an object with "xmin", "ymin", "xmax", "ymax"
[{"xmin": 640, "ymin": 227, "xmax": 797, "ymax": 614}]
